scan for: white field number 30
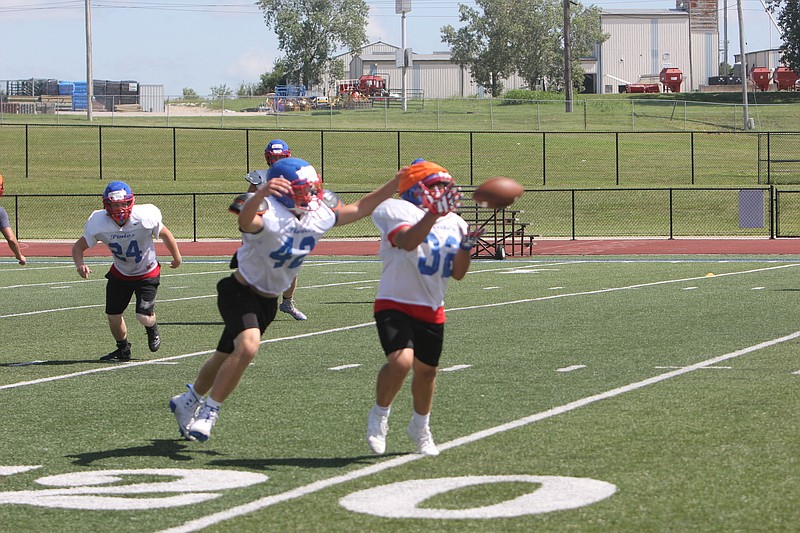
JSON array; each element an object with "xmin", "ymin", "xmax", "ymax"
[{"xmin": 0, "ymin": 466, "xmax": 617, "ymax": 517}]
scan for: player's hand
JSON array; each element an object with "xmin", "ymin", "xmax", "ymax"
[
  {"xmin": 460, "ymin": 225, "xmax": 485, "ymax": 251},
  {"xmin": 422, "ymin": 183, "xmax": 462, "ymax": 216},
  {"xmin": 261, "ymin": 177, "xmax": 292, "ymax": 200},
  {"xmin": 170, "ymin": 257, "xmax": 182, "ymax": 269},
  {"xmin": 76, "ymin": 265, "xmax": 92, "ymax": 278}
]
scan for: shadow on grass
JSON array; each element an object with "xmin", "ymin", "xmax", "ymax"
[{"xmin": 66, "ymin": 439, "xmax": 223, "ymax": 466}]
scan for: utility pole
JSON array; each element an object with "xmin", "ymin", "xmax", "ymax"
[
  {"xmin": 563, "ymin": 0, "xmax": 573, "ymax": 113},
  {"xmin": 737, "ymin": 0, "xmax": 751, "ymax": 129},
  {"xmin": 397, "ymin": 0, "xmax": 411, "ymax": 112},
  {"xmin": 85, "ymin": 0, "xmax": 93, "ymax": 121}
]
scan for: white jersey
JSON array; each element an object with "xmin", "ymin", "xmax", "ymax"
[
  {"xmin": 372, "ymin": 198, "xmax": 468, "ymax": 310},
  {"xmin": 82, "ymin": 203, "xmax": 164, "ymax": 278},
  {"xmin": 235, "ymin": 195, "xmax": 337, "ymax": 295}
]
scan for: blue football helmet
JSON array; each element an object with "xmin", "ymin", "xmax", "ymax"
[
  {"xmin": 102, "ymin": 181, "xmax": 134, "ymax": 224},
  {"xmin": 266, "ymin": 157, "xmax": 324, "ymax": 214},
  {"xmin": 265, "ymin": 139, "xmax": 291, "ymax": 167}
]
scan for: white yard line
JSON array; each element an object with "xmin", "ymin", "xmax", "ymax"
[{"xmin": 159, "ymin": 329, "xmax": 800, "ymax": 533}]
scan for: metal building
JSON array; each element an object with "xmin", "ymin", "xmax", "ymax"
[
  {"xmin": 597, "ymin": 0, "xmax": 719, "ymax": 93},
  {"xmin": 328, "ymin": 40, "xmax": 525, "ymax": 99}
]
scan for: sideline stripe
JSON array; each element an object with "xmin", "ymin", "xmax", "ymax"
[{"xmin": 159, "ymin": 330, "xmax": 800, "ymax": 533}]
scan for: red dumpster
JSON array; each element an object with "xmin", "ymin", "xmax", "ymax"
[
  {"xmin": 659, "ymin": 67, "xmax": 683, "ymax": 92},
  {"xmin": 773, "ymin": 67, "xmax": 799, "ymax": 91},
  {"xmin": 751, "ymin": 67, "xmax": 772, "ymax": 91}
]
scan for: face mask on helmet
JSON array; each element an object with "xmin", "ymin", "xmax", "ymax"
[
  {"xmin": 266, "ymin": 157, "xmax": 324, "ymax": 215},
  {"xmin": 265, "ymin": 139, "xmax": 291, "ymax": 167},
  {"xmin": 102, "ymin": 181, "xmax": 135, "ymax": 224},
  {"xmin": 401, "ymin": 171, "xmax": 455, "ymax": 207}
]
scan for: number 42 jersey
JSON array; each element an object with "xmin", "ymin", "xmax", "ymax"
[{"xmin": 82, "ymin": 203, "xmax": 165, "ymax": 279}]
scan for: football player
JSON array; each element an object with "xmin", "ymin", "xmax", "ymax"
[
  {"xmin": 366, "ymin": 159, "xmax": 482, "ymax": 456},
  {"xmin": 72, "ymin": 181, "xmax": 182, "ymax": 362},
  {"xmin": 170, "ymin": 157, "xmax": 402, "ymax": 442},
  {"xmin": 240, "ymin": 139, "xmax": 307, "ymax": 321},
  {"xmin": 0, "ymin": 173, "xmax": 26, "ymax": 265}
]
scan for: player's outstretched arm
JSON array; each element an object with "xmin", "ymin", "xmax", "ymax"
[
  {"xmin": 159, "ymin": 226, "xmax": 182, "ymax": 269},
  {"xmin": 1, "ymin": 226, "xmax": 26, "ymax": 265},
  {"xmin": 334, "ymin": 172, "xmax": 401, "ymax": 227},
  {"xmin": 71, "ymin": 237, "xmax": 92, "ymax": 278}
]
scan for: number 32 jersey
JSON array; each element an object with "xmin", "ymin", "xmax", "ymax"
[
  {"xmin": 372, "ymin": 198, "xmax": 468, "ymax": 314},
  {"xmin": 82, "ymin": 204, "xmax": 165, "ymax": 279}
]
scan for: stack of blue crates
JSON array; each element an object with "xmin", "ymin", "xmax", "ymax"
[{"xmin": 72, "ymin": 81, "xmax": 88, "ymax": 111}]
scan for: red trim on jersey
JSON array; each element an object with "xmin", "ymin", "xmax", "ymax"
[
  {"xmin": 387, "ymin": 223, "xmax": 413, "ymax": 247},
  {"xmin": 374, "ymin": 299, "xmax": 446, "ymax": 324},
  {"xmin": 109, "ymin": 263, "xmax": 161, "ymax": 281}
]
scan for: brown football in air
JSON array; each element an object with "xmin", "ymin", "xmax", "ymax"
[{"xmin": 472, "ymin": 177, "xmax": 524, "ymax": 208}]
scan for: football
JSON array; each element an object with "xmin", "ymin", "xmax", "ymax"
[{"xmin": 472, "ymin": 177, "xmax": 524, "ymax": 208}]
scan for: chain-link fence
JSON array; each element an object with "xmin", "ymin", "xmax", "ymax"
[
  {"xmin": 3, "ymin": 96, "xmax": 799, "ymax": 132},
  {"xmin": 0, "ymin": 124, "xmax": 787, "ymax": 188},
  {"xmin": 4, "ymin": 186, "xmax": 793, "ymax": 241}
]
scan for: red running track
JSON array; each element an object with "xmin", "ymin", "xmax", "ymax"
[{"xmin": 3, "ymin": 238, "xmax": 800, "ymax": 258}]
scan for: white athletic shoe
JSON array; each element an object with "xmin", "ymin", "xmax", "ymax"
[
  {"xmin": 366, "ymin": 407, "xmax": 389, "ymax": 455},
  {"xmin": 187, "ymin": 405, "xmax": 219, "ymax": 443},
  {"xmin": 169, "ymin": 384, "xmax": 200, "ymax": 440},
  {"xmin": 279, "ymin": 298, "xmax": 307, "ymax": 321},
  {"xmin": 406, "ymin": 421, "xmax": 440, "ymax": 456}
]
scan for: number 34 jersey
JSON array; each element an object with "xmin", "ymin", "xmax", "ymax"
[
  {"xmin": 372, "ymin": 198, "xmax": 468, "ymax": 311},
  {"xmin": 82, "ymin": 204, "xmax": 165, "ymax": 279}
]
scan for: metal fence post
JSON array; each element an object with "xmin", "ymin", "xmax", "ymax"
[
  {"xmin": 615, "ymin": 132, "xmax": 620, "ymax": 186},
  {"xmin": 571, "ymin": 189, "xmax": 576, "ymax": 239},
  {"xmin": 770, "ymin": 185, "xmax": 775, "ymax": 239},
  {"xmin": 99, "ymin": 125, "xmax": 103, "ymax": 180},
  {"xmin": 172, "ymin": 128, "xmax": 177, "ymax": 181},
  {"xmin": 669, "ymin": 188, "xmax": 674, "ymax": 239},
  {"xmin": 542, "ymin": 132, "xmax": 547, "ymax": 186},
  {"xmin": 690, "ymin": 132, "xmax": 695, "ymax": 185}
]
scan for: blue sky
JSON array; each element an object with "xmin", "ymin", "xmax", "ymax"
[{"xmin": 0, "ymin": 0, "xmax": 785, "ymax": 97}]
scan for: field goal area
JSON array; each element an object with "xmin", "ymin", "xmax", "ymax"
[{"xmin": 758, "ymin": 132, "xmax": 800, "ymax": 184}]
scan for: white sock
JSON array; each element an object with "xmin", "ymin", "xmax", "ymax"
[
  {"xmin": 411, "ymin": 410, "xmax": 430, "ymax": 428},
  {"xmin": 373, "ymin": 403, "xmax": 390, "ymax": 417},
  {"xmin": 205, "ymin": 398, "xmax": 222, "ymax": 411}
]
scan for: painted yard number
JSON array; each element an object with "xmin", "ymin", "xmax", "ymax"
[{"xmin": 0, "ymin": 466, "xmax": 616, "ymax": 517}]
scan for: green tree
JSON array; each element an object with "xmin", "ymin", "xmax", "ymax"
[
  {"xmin": 256, "ymin": 0, "xmax": 369, "ymax": 88},
  {"xmin": 767, "ymin": 1, "xmax": 800, "ymax": 72},
  {"xmin": 237, "ymin": 82, "xmax": 259, "ymax": 97},
  {"xmin": 258, "ymin": 58, "xmax": 293, "ymax": 94},
  {"xmin": 182, "ymin": 87, "xmax": 198, "ymax": 100},
  {"xmin": 513, "ymin": 0, "xmax": 606, "ymax": 92},
  {"xmin": 210, "ymin": 84, "xmax": 233, "ymax": 99},
  {"xmin": 441, "ymin": 0, "xmax": 517, "ymax": 96}
]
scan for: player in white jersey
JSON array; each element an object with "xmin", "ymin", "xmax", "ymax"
[
  {"xmin": 72, "ymin": 181, "xmax": 183, "ymax": 362},
  {"xmin": 169, "ymin": 157, "xmax": 401, "ymax": 442},
  {"xmin": 239, "ymin": 139, "xmax": 308, "ymax": 321},
  {"xmin": 366, "ymin": 159, "xmax": 483, "ymax": 457},
  {"xmin": 0, "ymin": 173, "xmax": 26, "ymax": 265}
]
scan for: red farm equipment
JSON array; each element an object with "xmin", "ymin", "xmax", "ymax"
[
  {"xmin": 751, "ymin": 67, "xmax": 772, "ymax": 91},
  {"xmin": 773, "ymin": 67, "xmax": 799, "ymax": 91},
  {"xmin": 659, "ymin": 67, "xmax": 683, "ymax": 93}
]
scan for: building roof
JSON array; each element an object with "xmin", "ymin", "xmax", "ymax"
[{"xmin": 601, "ymin": 9, "xmax": 687, "ymax": 17}]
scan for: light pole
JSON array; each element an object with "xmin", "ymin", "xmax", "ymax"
[
  {"xmin": 85, "ymin": 0, "xmax": 93, "ymax": 121},
  {"xmin": 396, "ymin": 0, "xmax": 411, "ymax": 112},
  {"xmin": 563, "ymin": 0, "xmax": 572, "ymax": 113},
  {"xmin": 737, "ymin": 0, "xmax": 751, "ymax": 129}
]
